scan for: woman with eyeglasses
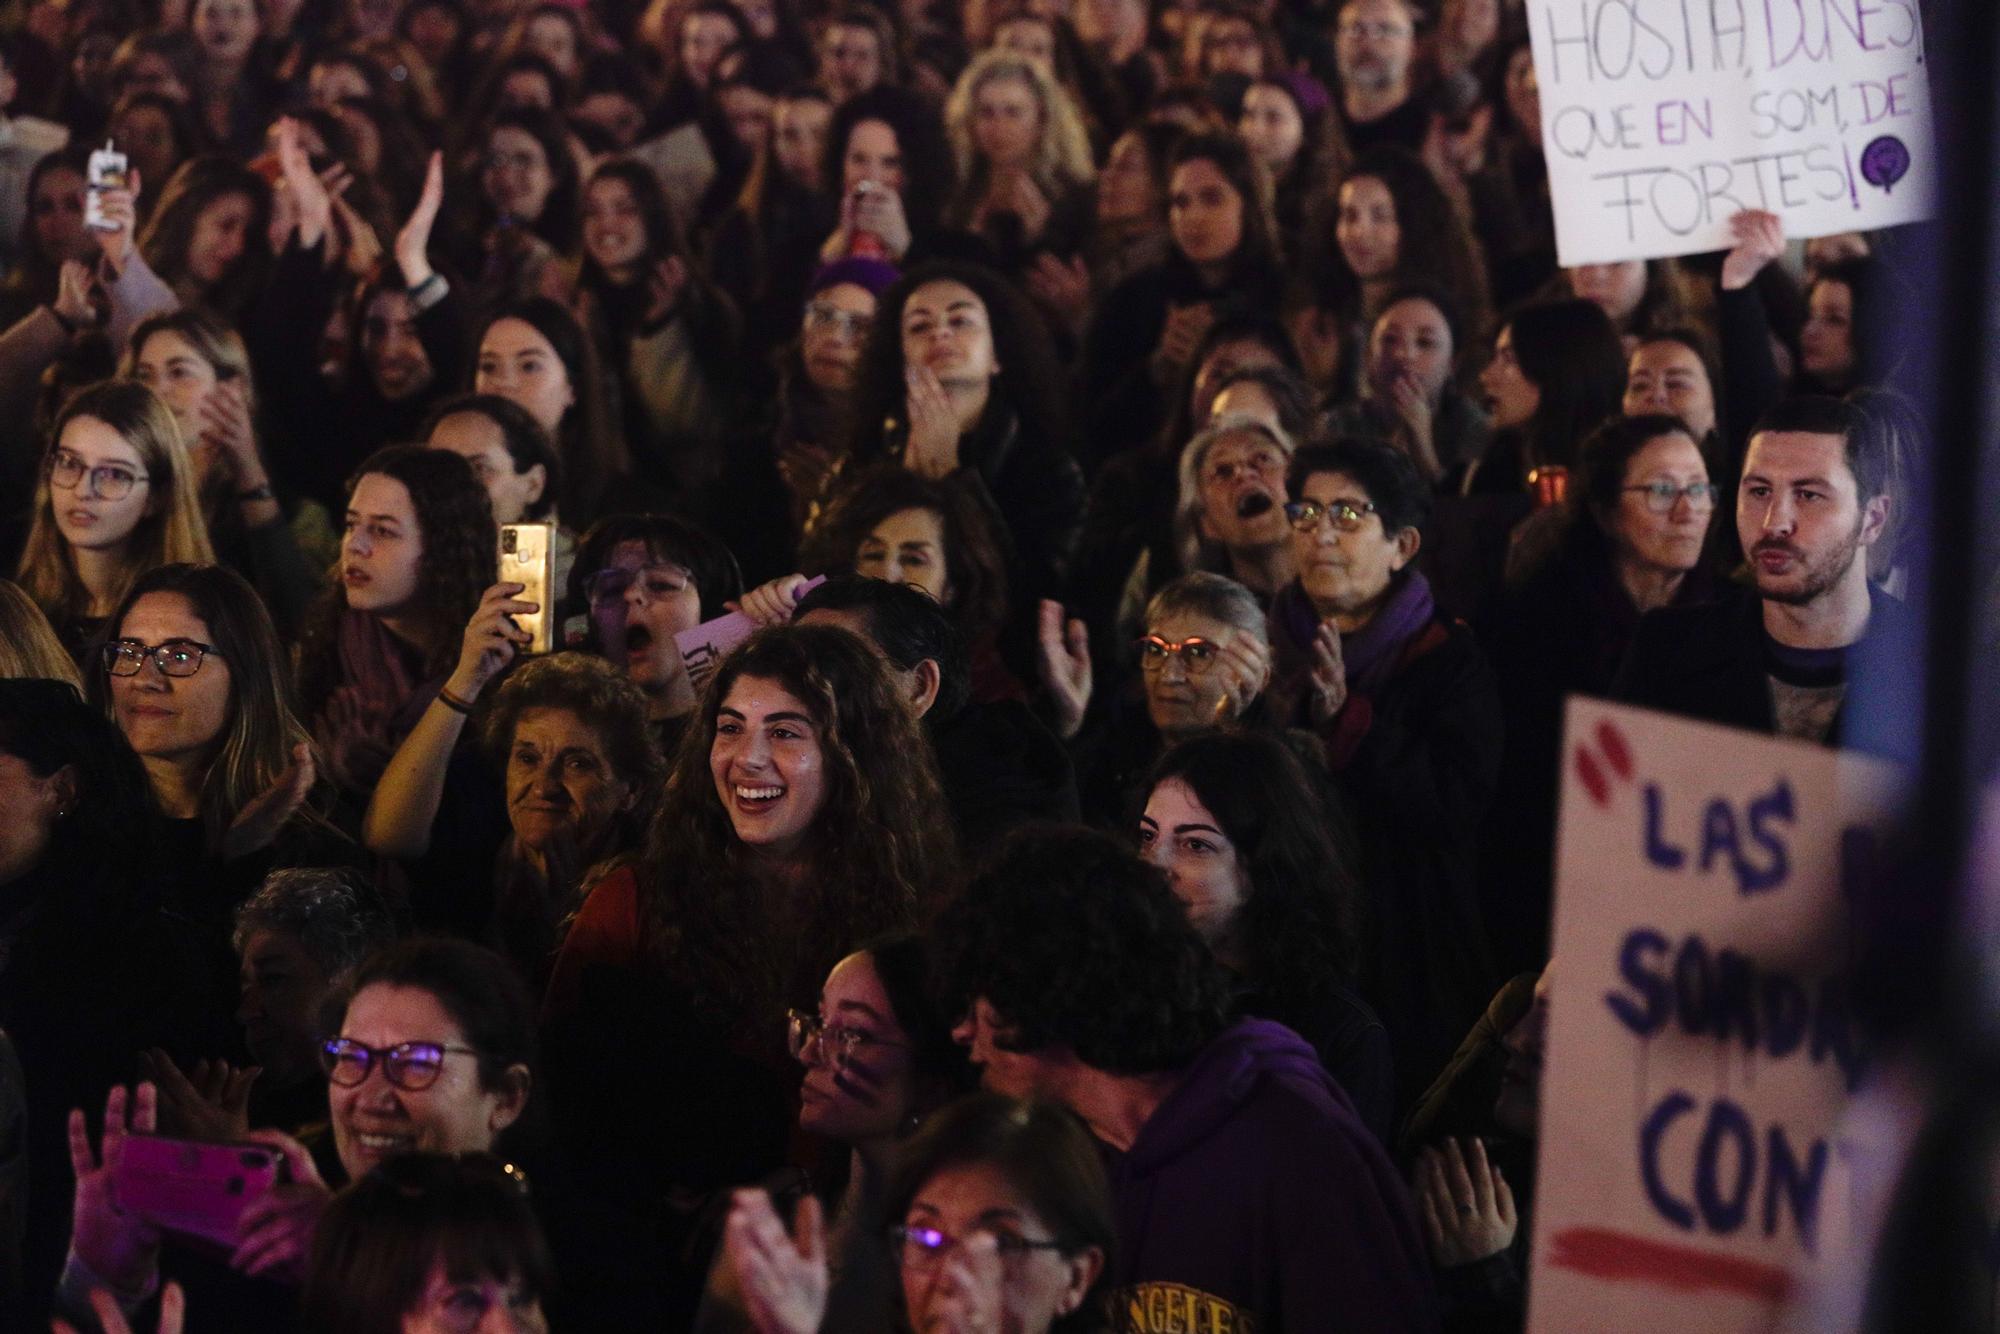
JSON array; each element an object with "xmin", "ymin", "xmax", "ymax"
[
  {"xmin": 708, "ymin": 258, "xmax": 896, "ymax": 586},
  {"xmin": 14, "ymin": 379, "xmax": 214, "ymax": 667},
  {"xmin": 566, "ymin": 511, "xmax": 744, "ymax": 753},
  {"xmin": 698, "ymin": 934, "xmax": 973, "ymax": 1331},
  {"xmin": 1480, "ymin": 415, "xmax": 1719, "ymax": 977},
  {"xmin": 1266, "ymin": 438, "xmax": 1502, "ymax": 1115},
  {"xmin": 543, "ymin": 624, "xmax": 954, "ymax": 1324},
  {"xmin": 1037, "ymin": 571, "xmax": 1279, "ymax": 829},
  {"xmin": 94, "ymin": 563, "xmax": 355, "ymax": 925},
  {"xmin": 60, "ymin": 937, "xmax": 537, "ymax": 1314},
  {"xmin": 722, "ymin": 1092, "xmax": 1114, "ymax": 1333}
]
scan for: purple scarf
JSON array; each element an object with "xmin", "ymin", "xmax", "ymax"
[{"xmin": 1277, "ymin": 571, "xmax": 1437, "ymax": 697}]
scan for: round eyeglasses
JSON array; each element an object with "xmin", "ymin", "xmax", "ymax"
[
  {"xmin": 804, "ymin": 302, "xmax": 874, "ymax": 342},
  {"xmin": 49, "ymin": 449, "xmax": 149, "ymax": 500},
  {"xmin": 1283, "ymin": 499, "xmax": 1377, "ymax": 534},
  {"xmin": 103, "ymin": 639, "xmax": 219, "ymax": 678},
  {"xmin": 1623, "ymin": 481, "xmax": 1718, "ymax": 514},
  {"xmin": 785, "ymin": 1009, "xmax": 909, "ymax": 1068},
  {"xmin": 321, "ymin": 1037, "xmax": 481, "ymax": 1092},
  {"xmin": 1136, "ymin": 635, "xmax": 1219, "ymax": 674}
]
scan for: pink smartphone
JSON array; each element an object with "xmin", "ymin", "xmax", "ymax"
[
  {"xmin": 673, "ymin": 576, "xmax": 825, "ymax": 695},
  {"xmin": 112, "ymin": 1136, "xmax": 280, "ymax": 1251}
]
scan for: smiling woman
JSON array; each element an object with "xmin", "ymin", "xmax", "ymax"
[{"xmin": 544, "ymin": 623, "xmax": 955, "ymax": 1320}]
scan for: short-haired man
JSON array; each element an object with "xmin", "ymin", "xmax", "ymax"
[
  {"xmin": 795, "ymin": 575, "xmax": 1079, "ymax": 850},
  {"xmin": 1331, "ymin": 0, "xmax": 1429, "ymax": 152},
  {"xmin": 935, "ymin": 826, "xmax": 1438, "ymax": 1331},
  {"xmin": 1616, "ymin": 395, "xmax": 1905, "ymax": 748}
]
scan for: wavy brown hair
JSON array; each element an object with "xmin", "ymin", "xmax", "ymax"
[
  {"xmin": 631, "ymin": 623, "xmax": 956, "ymax": 1038},
  {"xmin": 296, "ymin": 446, "xmax": 496, "ymax": 721}
]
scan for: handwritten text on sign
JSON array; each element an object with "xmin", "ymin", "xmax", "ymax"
[
  {"xmin": 1528, "ymin": 0, "xmax": 1935, "ymax": 264},
  {"xmin": 1527, "ymin": 702, "xmax": 1904, "ymax": 1331}
]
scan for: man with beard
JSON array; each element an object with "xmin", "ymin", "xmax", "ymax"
[
  {"xmin": 1330, "ymin": 0, "xmax": 1430, "ymax": 153},
  {"xmin": 1616, "ymin": 395, "xmax": 1903, "ymax": 747}
]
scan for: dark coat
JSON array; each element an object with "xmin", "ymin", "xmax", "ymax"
[
  {"xmin": 1270, "ymin": 610, "xmax": 1505, "ymax": 1114},
  {"xmin": 1612, "ymin": 582, "xmax": 1916, "ymax": 758}
]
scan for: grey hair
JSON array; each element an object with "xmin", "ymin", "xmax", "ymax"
[
  {"xmin": 1173, "ymin": 412, "xmax": 1298, "ymax": 575},
  {"xmin": 231, "ymin": 867, "xmax": 399, "ymax": 978},
  {"xmin": 1144, "ymin": 571, "xmax": 1269, "ymax": 645}
]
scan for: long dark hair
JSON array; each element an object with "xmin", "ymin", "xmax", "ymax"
[
  {"xmin": 1146, "ymin": 732, "xmax": 1362, "ymax": 1005},
  {"xmin": 2, "ymin": 145, "xmax": 92, "ymax": 306},
  {"xmin": 1507, "ymin": 298, "xmax": 1627, "ymax": 473},
  {"xmin": 630, "ymin": 624, "xmax": 956, "ymax": 1039},
  {"xmin": 803, "ymin": 467, "xmax": 1011, "ymax": 648},
  {"xmin": 844, "ymin": 260, "xmax": 1069, "ymax": 468},
  {"xmin": 884, "ymin": 1094, "xmax": 1115, "ymax": 1334},
  {"xmin": 476, "ymin": 297, "xmax": 631, "ymax": 526},
  {"xmin": 137, "ymin": 155, "xmax": 274, "ymax": 319},
  {"xmin": 93, "ymin": 563, "xmax": 331, "ymax": 852},
  {"xmin": 1167, "ymin": 131, "xmax": 1281, "ymax": 277},
  {"xmin": 1328, "ymin": 146, "xmax": 1491, "ymax": 338},
  {"xmin": 821, "ymin": 85, "xmax": 956, "ymax": 236},
  {"xmin": 297, "ymin": 446, "xmax": 496, "ymax": 720},
  {"xmin": 478, "ymin": 105, "xmax": 582, "ymax": 251}
]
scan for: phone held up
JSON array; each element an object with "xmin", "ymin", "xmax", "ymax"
[
  {"xmin": 498, "ymin": 522, "xmax": 555, "ymax": 656},
  {"xmin": 113, "ymin": 1135, "xmax": 282, "ymax": 1255},
  {"xmin": 85, "ymin": 141, "xmax": 128, "ymax": 233}
]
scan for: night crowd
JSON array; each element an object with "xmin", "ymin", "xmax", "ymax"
[{"xmin": 0, "ymin": 0, "xmax": 1919, "ymax": 1326}]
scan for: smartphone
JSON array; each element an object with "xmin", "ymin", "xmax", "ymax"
[
  {"xmin": 113, "ymin": 1136, "xmax": 280, "ymax": 1251},
  {"xmin": 672, "ymin": 576, "xmax": 825, "ymax": 696},
  {"xmin": 498, "ymin": 523, "xmax": 555, "ymax": 655},
  {"xmin": 85, "ymin": 141, "xmax": 128, "ymax": 233}
]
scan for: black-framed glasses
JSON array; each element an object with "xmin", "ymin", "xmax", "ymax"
[
  {"xmin": 49, "ymin": 449, "xmax": 148, "ymax": 500},
  {"xmin": 1284, "ymin": 498, "xmax": 1378, "ymax": 534},
  {"xmin": 1135, "ymin": 635, "xmax": 1219, "ymax": 674},
  {"xmin": 585, "ymin": 563, "xmax": 692, "ymax": 607},
  {"xmin": 887, "ymin": 1224, "xmax": 1068, "ymax": 1271},
  {"xmin": 1623, "ymin": 481, "xmax": 1719, "ymax": 513},
  {"xmin": 785, "ymin": 1009, "xmax": 910, "ymax": 1068},
  {"xmin": 321, "ymin": 1037, "xmax": 481, "ymax": 1091},
  {"xmin": 103, "ymin": 639, "xmax": 220, "ymax": 678}
]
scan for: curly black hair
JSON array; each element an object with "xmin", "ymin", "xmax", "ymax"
[
  {"xmin": 1144, "ymin": 732, "xmax": 1362, "ymax": 1004},
  {"xmin": 931, "ymin": 825, "xmax": 1231, "ymax": 1075}
]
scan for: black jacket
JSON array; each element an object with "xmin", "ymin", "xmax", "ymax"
[{"xmin": 1612, "ymin": 582, "xmax": 1915, "ymax": 758}]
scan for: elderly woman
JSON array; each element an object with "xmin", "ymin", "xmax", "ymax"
[
  {"xmin": 1267, "ymin": 438, "xmax": 1503, "ymax": 1112},
  {"xmin": 1038, "ymin": 570, "xmax": 1282, "ymax": 828},
  {"xmin": 365, "ymin": 621, "xmax": 664, "ymax": 981}
]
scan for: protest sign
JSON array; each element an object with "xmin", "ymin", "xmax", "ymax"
[
  {"xmin": 1526, "ymin": 0, "xmax": 1936, "ymax": 264},
  {"xmin": 1528, "ymin": 699, "xmax": 1904, "ymax": 1331}
]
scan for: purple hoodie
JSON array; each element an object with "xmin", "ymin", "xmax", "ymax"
[{"xmin": 1104, "ymin": 1019, "xmax": 1438, "ymax": 1333}]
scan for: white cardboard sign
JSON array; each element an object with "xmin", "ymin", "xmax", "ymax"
[
  {"xmin": 1528, "ymin": 699, "xmax": 1904, "ymax": 1331},
  {"xmin": 1527, "ymin": 0, "xmax": 1936, "ymax": 264}
]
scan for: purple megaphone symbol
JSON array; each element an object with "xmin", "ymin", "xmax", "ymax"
[{"xmin": 1860, "ymin": 135, "xmax": 1911, "ymax": 194}]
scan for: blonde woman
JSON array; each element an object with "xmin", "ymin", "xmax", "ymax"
[
  {"xmin": 14, "ymin": 378, "xmax": 214, "ymax": 664},
  {"xmin": 0, "ymin": 580, "xmax": 84, "ymax": 687},
  {"xmin": 943, "ymin": 50, "xmax": 1097, "ymax": 264},
  {"xmin": 122, "ymin": 307, "xmax": 327, "ymax": 635}
]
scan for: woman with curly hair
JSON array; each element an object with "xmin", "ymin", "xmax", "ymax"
[
  {"xmin": 843, "ymin": 260, "xmax": 1086, "ymax": 608},
  {"xmin": 1139, "ymin": 731, "xmax": 1392, "ymax": 1139},
  {"xmin": 1319, "ymin": 145, "xmax": 1492, "ymax": 347},
  {"xmin": 136, "ymin": 154, "xmax": 274, "ymax": 323},
  {"xmin": 542, "ymin": 622, "xmax": 955, "ymax": 1321},
  {"xmin": 296, "ymin": 445, "xmax": 495, "ymax": 806},
  {"xmin": 942, "ymin": 49, "xmax": 1097, "ymax": 270},
  {"xmin": 816, "ymin": 84, "xmax": 957, "ymax": 267}
]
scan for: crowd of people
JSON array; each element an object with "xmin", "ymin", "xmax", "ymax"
[{"xmin": 0, "ymin": 0, "xmax": 1924, "ymax": 1326}]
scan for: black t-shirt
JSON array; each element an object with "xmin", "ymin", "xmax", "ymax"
[{"xmin": 1340, "ymin": 88, "xmax": 1434, "ymax": 155}]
